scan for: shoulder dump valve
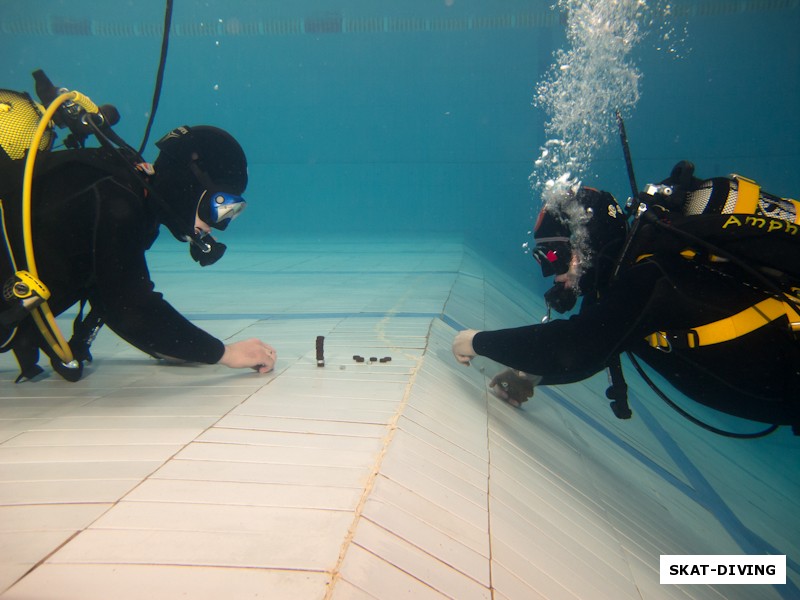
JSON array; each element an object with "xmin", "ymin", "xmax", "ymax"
[{"xmin": 316, "ymin": 336, "xmax": 325, "ymax": 367}]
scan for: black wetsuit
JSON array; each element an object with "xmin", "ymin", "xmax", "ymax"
[
  {"xmin": 0, "ymin": 149, "xmax": 224, "ymax": 377},
  {"xmin": 473, "ymin": 252, "xmax": 800, "ymax": 426}
]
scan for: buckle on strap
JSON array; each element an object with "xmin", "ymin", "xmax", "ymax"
[
  {"xmin": 645, "ymin": 330, "xmax": 699, "ymax": 352},
  {"xmin": 645, "ymin": 331, "xmax": 672, "ymax": 352}
]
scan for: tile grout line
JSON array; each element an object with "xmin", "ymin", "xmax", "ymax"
[
  {"xmin": 323, "ymin": 321, "xmax": 433, "ymax": 600},
  {"xmin": 480, "ymin": 269, "xmax": 498, "ymax": 600},
  {"xmin": 2, "ymin": 529, "xmax": 82, "ymax": 595}
]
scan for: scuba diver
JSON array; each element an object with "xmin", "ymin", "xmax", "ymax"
[
  {"xmin": 1, "ymin": 85, "xmax": 276, "ymax": 382},
  {"xmin": 452, "ymin": 165, "xmax": 800, "ymax": 433}
]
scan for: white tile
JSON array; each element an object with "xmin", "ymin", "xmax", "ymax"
[
  {"xmin": 125, "ymin": 478, "xmax": 362, "ymax": 511},
  {"xmin": 0, "ymin": 480, "xmax": 141, "ymax": 506},
  {"xmin": 490, "ymin": 562, "xmax": 549, "ymax": 600},
  {"xmin": 91, "ymin": 501, "xmax": 347, "ymax": 535},
  {"xmin": 0, "ymin": 531, "xmax": 79, "ymax": 578},
  {"xmin": 394, "ymin": 419, "xmax": 489, "ymax": 476},
  {"xmin": 0, "ymin": 531, "xmax": 75, "ymax": 597},
  {"xmin": 197, "ymin": 428, "xmax": 384, "ymax": 453},
  {"xmin": 401, "ymin": 404, "xmax": 488, "ymax": 456},
  {"xmin": 490, "ymin": 538, "xmax": 583, "ymax": 600},
  {"xmin": 330, "ymin": 579, "xmax": 379, "ymax": 600},
  {"xmin": 0, "ymin": 444, "xmax": 185, "ymax": 463},
  {"xmin": 0, "ymin": 461, "xmax": 162, "ymax": 482},
  {"xmin": 73, "ymin": 502, "xmax": 353, "ymax": 572},
  {"xmin": 2, "ymin": 428, "xmax": 202, "ymax": 447},
  {"xmin": 338, "ymin": 543, "xmax": 450, "ymax": 600},
  {"xmin": 216, "ymin": 414, "xmax": 388, "ymax": 438},
  {"xmin": 361, "ymin": 496, "xmax": 490, "ymax": 587},
  {"xmin": 1, "ymin": 564, "xmax": 329, "ymax": 600},
  {"xmin": 488, "ymin": 469, "xmax": 627, "ymax": 571},
  {"xmin": 227, "ymin": 402, "xmax": 397, "ymax": 425},
  {"xmin": 46, "ymin": 404, "xmax": 237, "ymax": 418},
  {"xmin": 152, "ymin": 458, "xmax": 368, "ymax": 488},
  {"xmin": 377, "ymin": 457, "xmax": 488, "ymax": 531},
  {"xmin": 380, "ymin": 443, "xmax": 487, "ymax": 509},
  {"xmin": 175, "ymin": 439, "xmax": 380, "ymax": 470},
  {"xmin": 368, "ymin": 475, "xmax": 489, "ymax": 557},
  {"xmin": 352, "ymin": 518, "xmax": 491, "ymax": 600},
  {"xmin": 490, "ymin": 510, "xmax": 639, "ymax": 600},
  {"xmin": 0, "ymin": 504, "xmax": 111, "ymax": 532},
  {"xmin": 26, "ymin": 415, "xmax": 221, "ymax": 430}
]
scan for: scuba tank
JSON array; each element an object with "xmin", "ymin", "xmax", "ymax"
[
  {"xmin": 0, "ymin": 89, "xmax": 55, "ymax": 161},
  {"xmin": 626, "ymin": 161, "xmax": 800, "ymax": 292},
  {"xmin": 1, "ymin": 70, "xmax": 225, "ymax": 382},
  {"xmin": 1, "ymin": 87, "xmax": 62, "ymax": 378},
  {"xmin": 602, "ymin": 113, "xmax": 799, "ymax": 437}
]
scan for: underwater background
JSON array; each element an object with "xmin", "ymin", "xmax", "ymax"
[
  {"xmin": 2, "ymin": 3, "xmax": 800, "ymax": 597},
  {"xmin": 2, "ymin": 0, "xmax": 799, "ymax": 287}
]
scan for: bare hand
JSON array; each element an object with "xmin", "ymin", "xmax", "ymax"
[
  {"xmin": 452, "ymin": 329, "xmax": 479, "ymax": 365},
  {"xmin": 219, "ymin": 339, "xmax": 277, "ymax": 373}
]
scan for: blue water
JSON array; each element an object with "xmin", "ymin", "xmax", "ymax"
[{"xmin": 3, "ymin": 1, "xmax": 799, "ymax": 286}]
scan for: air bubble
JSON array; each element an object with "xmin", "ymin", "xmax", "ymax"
[
  {"xmin": 530, "ymin": 1, "xmax": 682, "ymax": 196},
  {"xmin": 527, "ymin": 1, "xmax": 683, "ymax": 267}
]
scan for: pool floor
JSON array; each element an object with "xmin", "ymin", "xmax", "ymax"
[{"xmin": 1, "ymin": 235, "xmax": 797, "ymax": 599}]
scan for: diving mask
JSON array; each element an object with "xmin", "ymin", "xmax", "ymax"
[
  {"xmin": 197, "ymin": 190, "xmax": 246, "ymax": 230},
  {"xmin": 532, "ymin": 236, "xmax": 571, "ymax": 278}
]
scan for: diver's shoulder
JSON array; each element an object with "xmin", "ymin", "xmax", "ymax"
[{"xmin": 40, "ymin": 148, "xmax": 137, "ymax": 183}]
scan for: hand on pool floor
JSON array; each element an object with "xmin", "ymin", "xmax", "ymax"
[
  {"xmin": 489, "ymin": 369, "xmax": 538, "ymax": 408},
  {"xmin": 219, "ymin": 338, "xmax": 277, "ymax": 373}
]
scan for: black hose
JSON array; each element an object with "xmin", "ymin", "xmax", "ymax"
[
  {"xmin": 616, "ymin": 110, "xmax": 639, "ymax": 204},
  {"xmin": 138, "ymin": 0, "xmax": 174, "ymax": 154},
  {"xmin": 626, "ymin": 351, "xmax": 779, "ymax": 439}
]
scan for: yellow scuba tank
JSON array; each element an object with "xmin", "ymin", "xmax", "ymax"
[
  {"xmin": 0, "ymin": 89, "xmax": 54, "ymax": 160},
  {"xmin": 634, "ymin": 162, "xmax": 800, "ymax": 352},
  {"xmin": 683, "ymin": 174, "xmax": 800, "ymax": 223},
  {"xmin": 641, "ymin": 160, "xmax": 800, "ymax": 224},
  {"xmin": 1, "ymin": 90, "xmax": 55, "ymax": 349},
  {"xmin": 1, "ymin": 81, "xmax": 101, "ymax": 378}
]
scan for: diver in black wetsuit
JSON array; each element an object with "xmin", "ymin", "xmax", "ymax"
[
  {"xmin": 452, "ymin": 182, "xmax": 800, "ymax": 428},
  {"xmin": 1, "ymin": 125, "xmax": 277, "ymax": 381}
]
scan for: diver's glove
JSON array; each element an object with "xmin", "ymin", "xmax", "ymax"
[{"xmin": 489, "ymin": 369, "xmax": 542, "ymax": 408}]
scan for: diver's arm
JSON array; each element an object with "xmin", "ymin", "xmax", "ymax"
[
  {"xmin": 91, "ymin": 186, "xmax": 226, "ymax": 364},
  {"xmin": 472, "ymin": 321, "xmax": 600, "ymax": 384},
  {"xmin": 470, "ymin": 264, "xmax": 660, "ymax": 384}
]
